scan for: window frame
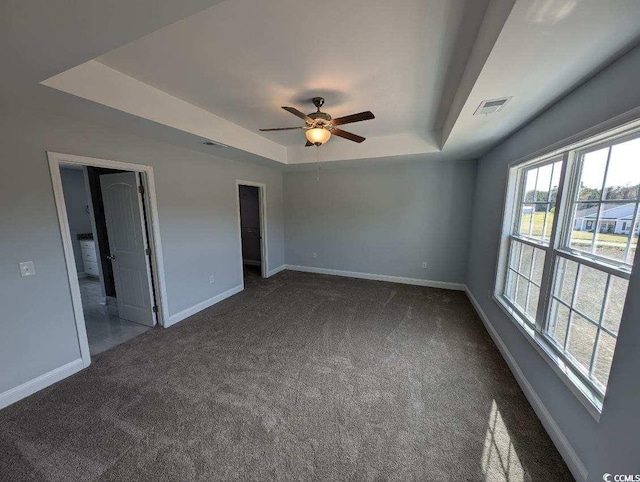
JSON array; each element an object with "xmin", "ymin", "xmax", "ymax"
[
  {"xmin": 499, "ymin": 154, "xmax": 567, "ymax": 330},
  {"xmin": 558, "ymin": 131, "xmax": 640, "ymax": 273},
  {"xmin": 494, "ymin": 117, "xmax": 640, "ymax": 419}
]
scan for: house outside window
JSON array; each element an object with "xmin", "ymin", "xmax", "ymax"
[{"xmin": 495, "ymin": 125, "xmax": 640, "ymax": 412}]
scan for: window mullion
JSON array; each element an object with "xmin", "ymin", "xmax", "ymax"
[
  {"xmin": 525, "ymin": 246, "xmax": 536, "ymax": 315},
  {"xmin": 622, "ymin": 201, "xmax": 640, "ymax": 262},
  {"xmin": 589, "ymin": 274, "xmax": 612, "ymax": 376},
  {"xmin": 555, "ymin": 249, "xmax": 631, "ymax": 280},
  {"xmin": 563, "ymin": 263, "xmax": 582, "ymax": 351},
  {"xmin": 541, "ymin": 162, "xmax": 556, "ymax": 242},
  {"xmin": 513, "ymin": 170, "xmax": 527, "ymax": 235},
  {"xmin": 588, "ymin": 147, "xmax": 612, "ymax": 253},
  {"xmin": 562, "ymin": 153, "xmax": 584, "ymax": 249},
  {"xmin": 536, "ymin": 153, "xmax": 571, "ymax": 332},
  {"xmin": 527, "ymin": 169, "xmax": 540, "ymax": 236}
]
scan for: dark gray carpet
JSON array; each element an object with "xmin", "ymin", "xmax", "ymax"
[{"xmin": 0, "ymin": 270, "xmax": 573, "ymax": 481}]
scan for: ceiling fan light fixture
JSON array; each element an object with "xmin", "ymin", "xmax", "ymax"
[
  {"xmin": 305, "ymin": 127, "xmax": 331, "ymax": 145},
  {"xmin": 261, "ymin": 98, "xmax": 373, "ymax": 145}
]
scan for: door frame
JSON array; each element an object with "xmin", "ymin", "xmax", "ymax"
[
  {"xmin": 236, "ymin": 180, "xmax": 268, "ymax": 280},
  {"xmin": 48, "ymin": 151, "xmax": 169, "ymax": 368}
]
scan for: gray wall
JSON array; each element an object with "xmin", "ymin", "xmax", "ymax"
[
  {"xmin": 284, "ymin": 159, "xmax": 477, "ymax": 284},
  {"xmin": 60, "ymin": 168, "xmax": 93, "ymax": 273},
  {"xmin": 0, "ymin": 107, "xmax": 285, "ymax": 395},
  {"xmin": 466, "ymin": 43, "xmax": 640, "ymax": 480}
]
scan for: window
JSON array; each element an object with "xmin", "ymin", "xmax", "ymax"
[
  {"xmin": 497, "ymin": 127, "xmax": 640, "ymax": 410},
  {"xmin": 504, "ymin": 159, "xmax": 562, "ymax": 325}
]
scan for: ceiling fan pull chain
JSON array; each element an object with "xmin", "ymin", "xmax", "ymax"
[{"xmin": 316, "ymin": 144, "xmax": 321, "ymax": 181}]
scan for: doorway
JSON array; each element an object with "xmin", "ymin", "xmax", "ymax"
[
  {"xmin": 49, "ymin": 152, "xmax": 167, "ymax": 366},
  {"xmin": 237, "ymin": 181, "xmax": 267, "ymax": 283}
]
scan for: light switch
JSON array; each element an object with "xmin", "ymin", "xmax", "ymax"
[{"xmin": 19, "ymin": 261, "xmax": 35, "ymax": 277}]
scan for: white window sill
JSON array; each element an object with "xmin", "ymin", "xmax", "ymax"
[{"xmin": 492, "ymin": 294, "xmax": 602, "ymax": 422}]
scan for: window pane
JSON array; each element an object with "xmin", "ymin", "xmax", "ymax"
[
  {"xmin": 518, "ymin": 204, "xmax": 535, "ymax": 236},
  {"xmin": 553, "ymin": 257, "xmax": 578, "ymax": 304},
  {"xmin": 578, "ymin": 147, "xmax": 608, "ymax": 201},
  {"xmin": 547, "ymin": 300, "xmax": 570, "ymax": 348},
  {"xmin": 526, "ymin": 284, "xmax": 540, "ymax": 320},
  {"xmin": 535, "ymin": 163, "xmax": 553, "ymax": 201},
  {"xmin": 593, "ymin": 331, "xmax": 616, "ymax": 388},
  {"xmin": 508, "ymin": 240, "xmax": 523, "ymax": 272},
  {"xmin": 523, "ymin": 168, "xmax": 538, "ymax": 202},
  {"xmin": 505, "ymin": 269, "xmax": 517, "ymax": 300},
  {"xmin": 515, "ymin": 275, "xmax": 528, "ymax": 314},
  {"xmin": 570, "ymin": 202, "xmax": 598, "ymax": 252},
  {"xmin": 573, "ymin": 265, "xmax": 607, "ymax": 322},
  {"xmin": 604, "ymin": 137, "xmax": 640, "ymax": 201},
  {"xmin": 603, "ymin": 276, "xmax": 629, "ymax": 335},
  {"xmin": 593, "ymin": 203, "xmax": 634, "ymax": 262},
  {"xmin": 519, "ymin": 243, "xmax": 534, "ymax": 277},
  {"xmin": 517, "ymin": 161, "xmax": 563, "ymax": 244},
  {"xmin": 528, "ymin": 206, "xmax": 545, "ymax": 241},
  {"xmin": 566, "ymin": 314, "xmax": 598, "ymax": 371},
  {"xmin": 530, "ymin": 248, "xmax": 545, "ymax": 286}
]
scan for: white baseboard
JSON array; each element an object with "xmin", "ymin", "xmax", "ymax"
[
  {"xmin": 284, "ymin": 265, "xmax": 465, "ymax": 291},
  {"xmin": 465, "ymin": 288, "xmax": 588, "ymax": 481},
  {"xmin": 0, "ymin": 359, "xmax": 84, "ymax": 410},
  {"xmin": 166, "ymin": 284, "xmax": 244, "ymax": 328},
  {"xmin": 267, "ymin": 265, "xmax": 286, "ymax": 277},
  {"xmin": 243, "ymin": 259, "xmax": 261, "ymax": 267}
]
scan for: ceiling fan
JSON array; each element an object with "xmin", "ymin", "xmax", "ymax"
[{"xmin": 259, "ymin": 97, "xmax": 375, "ymax": 146}]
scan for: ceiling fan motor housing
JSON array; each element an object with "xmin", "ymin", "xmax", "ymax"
[
  {"xmin": 308, "ymin": 112, "xmax": 332, "ymax": 123},
  {"xmin": 309, "ymin": 97, "xmax": 331, "ymax": 125}
]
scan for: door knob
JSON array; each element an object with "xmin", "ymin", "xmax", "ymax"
[{"xmin": 107, "ymin": 255, "xmax": 116, "ymax": 261}]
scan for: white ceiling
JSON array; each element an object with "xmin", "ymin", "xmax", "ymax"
[
  {"xmin": 98, "ymin": 0, "xmax": 479, "ymax": 147},
  {"xmin": 4, "ymin": 0, "xmax": 640, "ymax": 167},
  {"xmin": 443, "ymin": 0, "xmax": 640, "ymax": 155}
]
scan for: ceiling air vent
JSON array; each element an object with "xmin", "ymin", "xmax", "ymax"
[{"xmin": 474, "ymin": 97, "xmax": 512, "ymax": 115}]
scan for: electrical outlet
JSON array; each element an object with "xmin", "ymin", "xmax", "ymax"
[
  {"xmin": 209, "ymin": 275, "xmax": 215, "ymax": 284},
  {"xmin": 19, "ymin": 261, "xmax": 35, "ymax": 277},
  {"xmin": 422, "ymin": 261, "xmax": 427, "ymax": 269},
  {"xmin": 312, "ymin": 252, "xmax": 317, "ymax": 259}
]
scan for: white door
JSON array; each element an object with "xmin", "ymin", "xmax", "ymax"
[{"xmin": 100, "ymin": 172, "xmax": 155, "ymax": 326}]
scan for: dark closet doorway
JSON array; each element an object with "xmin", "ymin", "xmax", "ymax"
[{"xmin": 238, "ymin": 183, "xmax": 266, "ymax": 281}]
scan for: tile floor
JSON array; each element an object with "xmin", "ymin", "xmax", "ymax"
[{"xmin": 79, "ymin": 277, "xmax": 151, "ymax": 356}]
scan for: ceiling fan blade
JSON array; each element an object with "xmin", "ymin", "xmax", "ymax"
[
  {"xmin": 331, "ymin": 128, "xmax": 365, "ymax": 143},
  {"xmin": 331, "ymin": 111, "xmax": 375, "ymax": 126},
  {"xmin": 305, "ymin": 140, "xmax": 313, "ymax": 147},
  {"xmin": 259, "ymin": 126, "xmax": 304, "ymax": 131},
  {"xmin": 282, "ymin": 106, "xmax": 313, "ymax": 123}
]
